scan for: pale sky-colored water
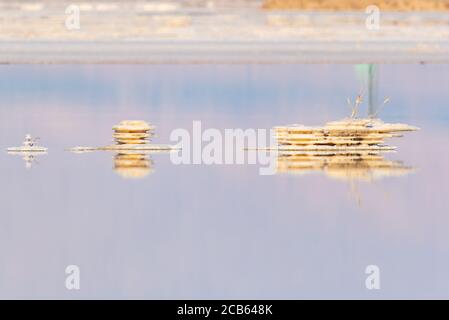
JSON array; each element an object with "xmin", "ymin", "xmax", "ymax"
[{"xmin": 0, "ymin": 64, "xmax": 448, "ymax": 299}]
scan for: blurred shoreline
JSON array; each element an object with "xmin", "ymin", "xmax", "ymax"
[
  {"xmin": 1, "ymin": 1, "xmax": 449, "ymax": 63},
  {"xmin": 263, "ymin": 0, "xmax": 449, "ymax": 11}
]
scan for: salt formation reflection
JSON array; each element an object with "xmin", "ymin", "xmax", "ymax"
[
  {"xmin": 275, "ymin": 151, "xmax": 414, "ymax": 182},
  {"xmin": 7, "ymin": 151, "xmax": 47, "ymax": 169},
  {"xmin": 69, "ymin": 120, "xmax": 176, "ymax": 179},
  {"xmin": 113, "ymin": 151, "xmax": 154, "ymax": 179},
  {"xmin": 7, "ymin": 135, "xmax": 47, "ymax": 169}
]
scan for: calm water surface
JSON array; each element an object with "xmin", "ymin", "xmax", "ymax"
[{"xmin": 0, "ymin": 64, "xmax": 448, "ymax": 299}]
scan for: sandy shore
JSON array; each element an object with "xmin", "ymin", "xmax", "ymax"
[{"xmin": 263, "ymin": 0, "xmax": 449, "ymax": 11}]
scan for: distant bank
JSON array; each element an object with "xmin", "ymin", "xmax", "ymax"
[
  {"xmin": 263, "ymin": 0, "xmax": 449, "ymax": 11},
  {"xmin": 1, "ymin": 1, "xmax": 449, "ymax": 63}
]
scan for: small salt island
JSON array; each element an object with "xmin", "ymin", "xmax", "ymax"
[
  {"xmin": 7, "ymin": 134, "xmax": 48, "ymax": 153},
  {"xmin": 69, "ymin": 120, "xmax": 178, "ymax": 152},
  {"xmin": 274, "ymin": 96, "xmax": 418, "ymax": 151},
  {"xmin": 7, "ymin": 134, "xmax": 48, "ymax": 169}
]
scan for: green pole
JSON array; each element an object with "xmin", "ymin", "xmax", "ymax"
[{"xmin": 355, "ymin": 64, "xmax": 378, "ymax": 117}]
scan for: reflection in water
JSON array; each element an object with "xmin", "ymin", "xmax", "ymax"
[
  {"xmin": 113, "ymin": 152, "xmax": 154, "ymax": 179},
  {"xmin": 7, "ymin": 151, "xmax": 47, "ymax": 169},
  {"xmin": 275, "ymin": 151, "xmax": 414, "ymax": 182},
  {"xmin": 69, "ymin": 120, "xmax": 175, "ymax": 179},
  {"xmin": 1, "ymin": 64, "xmax": 449, "ymax": 299},
  {"xmin": 7, "ymin": 134, "xmax": 48, "ymax": 169},
  {"xmin": 110, "ymin": 120, "xmax": 157, "ymax": 179}
]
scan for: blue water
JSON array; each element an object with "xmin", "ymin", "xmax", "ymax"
[{"xmin": 0, "ymin": 64, "xmax": 448, "ymax": 299}]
